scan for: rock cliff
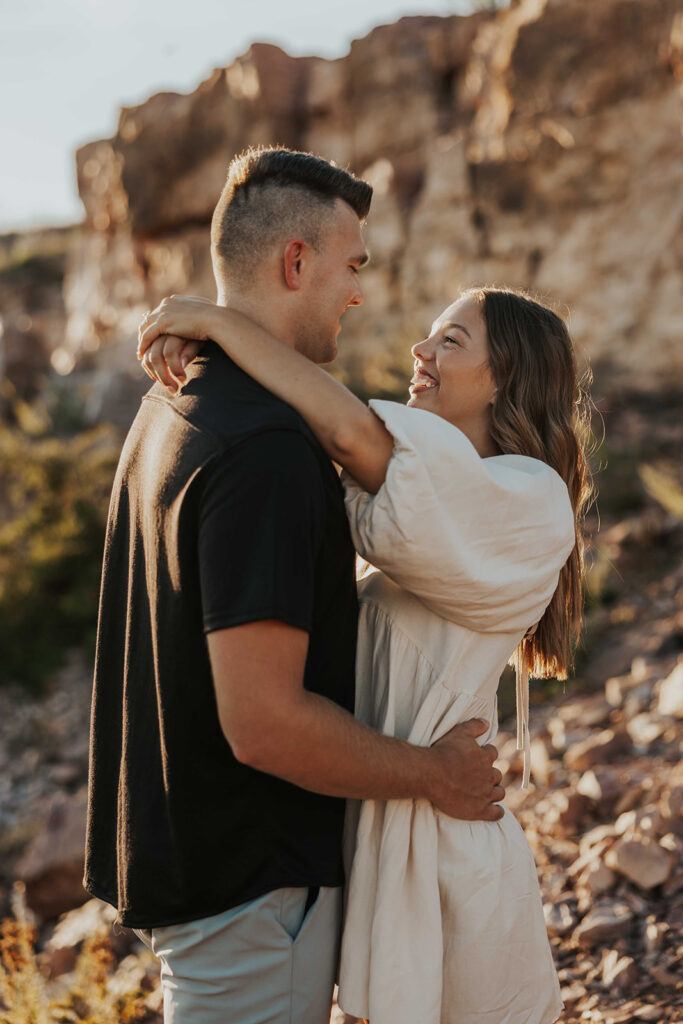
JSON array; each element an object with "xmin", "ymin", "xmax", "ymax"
[{"xmin": 61, "ymin": 0, "xmax": 683, "ymax": 415}]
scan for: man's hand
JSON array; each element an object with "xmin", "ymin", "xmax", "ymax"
[{"xmin": 427, "ymin": 719, "xmax": 504, "ymax": 821}]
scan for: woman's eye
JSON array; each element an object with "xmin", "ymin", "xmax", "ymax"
[{"xmin": 444, "ymin": 335, "xmax": 460, "ymax": 346}]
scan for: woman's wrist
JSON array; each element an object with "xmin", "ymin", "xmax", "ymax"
[{"xmin": 208, "ymin": 305, "xmax": 242, "ymax": 348}]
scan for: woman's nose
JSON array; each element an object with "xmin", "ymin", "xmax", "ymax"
[{"xmin": 411, "ymin": 337, "xmax": 433, "ymax": 361}]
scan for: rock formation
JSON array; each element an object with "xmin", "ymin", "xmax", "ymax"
[{"xmin": 60, "ymin": 0, "xmax": 683, "ymax": 421}]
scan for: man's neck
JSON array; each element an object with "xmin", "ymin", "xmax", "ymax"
[{"xmin": 218, "ymin": 289, "xmax": 298, "ymax": 350}]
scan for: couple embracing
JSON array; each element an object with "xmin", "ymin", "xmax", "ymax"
[{"xmin": 84, "ymin": 147, "xmax": 590, "ymax": 1024}]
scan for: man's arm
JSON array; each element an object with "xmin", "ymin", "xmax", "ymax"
[{"xmin": 207, "ymin": 619, "xmax": 504, "ymax": 821}]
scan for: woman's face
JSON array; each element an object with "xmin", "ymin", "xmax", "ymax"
[{"xmin": 408, "ymin": 295, "xmax": 497, "ymax": 451}]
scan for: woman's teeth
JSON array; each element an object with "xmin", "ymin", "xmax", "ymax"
[{"xmin": 410, "ymin": 373, "xmax": 438, "ymax": 390}]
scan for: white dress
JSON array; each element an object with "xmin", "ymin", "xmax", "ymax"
[{"xmin": 337, "ymin": 400, "xmax": 576, "ymax": 1024}]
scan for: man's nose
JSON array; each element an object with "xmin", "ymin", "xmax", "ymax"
[{"xmin": 349, "ymin": 280, "xmax": 363, "ymax": 306}]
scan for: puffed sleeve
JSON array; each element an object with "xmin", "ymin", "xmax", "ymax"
[{"xmin": 342, "ymin": 400, "xmax": 575, "ymax": 633}]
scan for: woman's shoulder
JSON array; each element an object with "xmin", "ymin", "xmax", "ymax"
[{"xmin": 368, "ymin": 399, "xmax": 570, "ymax": 501}]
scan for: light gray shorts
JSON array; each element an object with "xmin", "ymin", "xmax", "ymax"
[{"xmin": 134, "ymin": 885, "xmax": 342, "ymax": 1024}]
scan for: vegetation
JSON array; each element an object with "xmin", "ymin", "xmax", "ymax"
[
  {"xmin": 0, "ymin": 885, "xmax": 154, "ymax": 1023},
  {"xmin": 0, "ymin": 412, "xmax": 119, "ymax": 690}
]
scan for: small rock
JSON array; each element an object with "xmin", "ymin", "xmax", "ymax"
[
  {"xmin": 661, "ymin": 785, "xmax": 683, "ymax": 836},
  {"xmin": 546, "ymin": 790, "xmax": 592, "ymax": 833},
  {"xmin": 631, "ymin": 657, "xmax": 650, "ymax": 683},
  {"xmin": 547, "ymin": 718, "xmax": 590, "ymax": 752},
  {"xmin": 580, "ymin": 823, "xmax": 619, "ymax": 853},
  {"xmin": 662, "ymin": 866, "xmax": 683, "ymax": 897},
  {"xmin": 647, "ymin": 963, "xmax": 680, "ymax": 987},
  {"xmin": 576, "ymin": 767, "xmax": 621, "ymax": 810},
  {"xmin": 605, "ymin": 674, "xmax": 633, "ymax": 707},
  {"xmin": 657, "ymin": 662, "xmax": 683, "ymax": 718},
  {"xmin": 47, "ymin": 898, "xmax": 118, "ymax": 951},
  {"xmin": 634, "ymin": 1007, "xmax": 665, "ymax": 1021},
  {"xmin": 573, "ymin": 899, "xmax": 633, "ymax": 948},
  {"xmin": 659, "ymin": 831, "xmax": 683, "ymax": 856},
  {"xmin": 614, "ymin": 806, "xmax": 664, "ymax": 836},
  {"xmin": 37, "ymin": 944, "xmax": 77, "ymax": 980},
  {"xmin": 108, "ymin": 954, "xmax": 157, "ymax": 1000},
  {"xmin": 559, "ymin": 980, "xmax": 586, "ymax": 1004},
  {"xmin": 614, "ymin": 780, "xmax": 646, "ymax": 815},
  {"xmin": 544, "ymin": 900, "xmax": 577, "ymax": 937},
  {"xmin": 605, "ymin": 835, "xmax": 673, "ymax": 890},
  {"xmin": 564, "ymin": 728, "xmax": 631, "ymax": 772},
  {"xmin": 643, "ymin": 918, "xmax": 668, "ymax": 954},
  {"xmin": 556, "ymin": 695, "xmax": 613, "ymax": 729},
  {"xmin": 529, "ymin": 736, "xmax": 554, "ymax": 787},
  {"xmin": 578, "ymin": 858, "xmax": 617, "ymax": 896},
  {"xmin": 49, "ymin": 763, "xmax": 82, "ymax": 787},
  {"xmin": 601, "ymin": 950, "xmax": 639, "ymax": 991},
  {"xmin": 626, "ymin": 712, "xmax": 669, "ymax": 750}
]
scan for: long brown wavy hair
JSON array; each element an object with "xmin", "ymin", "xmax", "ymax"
[{"xmin": 467, "ymin": 287, "xmax": 594, "ymax": 681}]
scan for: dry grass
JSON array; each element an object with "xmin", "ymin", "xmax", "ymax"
[{"xmin": 0, "ymin": 885, "xmax": 155, "ymax": 1024}]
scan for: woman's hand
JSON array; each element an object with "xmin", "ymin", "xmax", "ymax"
[
  {"xmin": 137, "ymin": 295, "xmax": 218, "ymax": 388},
  {"xmin": 139, "ymin": 334, "xmax": 203, "ymax": 390}
]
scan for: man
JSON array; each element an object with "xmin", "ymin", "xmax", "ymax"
[{"xmin": 85, "ymin": 147, "xmax": 504, "ymax": 1024}]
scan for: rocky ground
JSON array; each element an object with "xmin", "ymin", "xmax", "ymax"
[{"xmin": 0, "ymin": 473, "xmax": 681, "ymax": 1021}]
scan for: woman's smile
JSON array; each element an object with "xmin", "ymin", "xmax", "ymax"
[{"xmin": 409, "ymin": 365, "xmax": 439, "ymax": 393}]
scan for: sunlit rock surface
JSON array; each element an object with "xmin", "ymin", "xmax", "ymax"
[{"xmin": 63, "ymin": 0, "xmax": 682, "ymax": 415}]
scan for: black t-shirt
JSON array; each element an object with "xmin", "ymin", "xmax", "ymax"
[{"xmin": 84, "ymin": 344, "xmax": 358, "ymax": 928}]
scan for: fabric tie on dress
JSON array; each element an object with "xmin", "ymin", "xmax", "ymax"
[{"xmin": 516, "ymin": 623, "xmax": 537, "ymax": 790}]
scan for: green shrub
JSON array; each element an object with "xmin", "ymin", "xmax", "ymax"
[{"xmin": 0, "ymin": 419, "xmax": 119, "ymax": 690}]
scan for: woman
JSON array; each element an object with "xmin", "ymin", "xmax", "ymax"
[{"xmin": 137, "ymin": 287, "xmax": 592, "ymax": 1024}]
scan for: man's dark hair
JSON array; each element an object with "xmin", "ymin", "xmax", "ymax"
[{"xmin": 211, "ymin": 147, "xmax": 373, "ymax": 284}]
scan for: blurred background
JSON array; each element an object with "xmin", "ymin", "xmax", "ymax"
[{"xmin": 0, "ymin": 0, "xmax": 681, "ymax": 1021}]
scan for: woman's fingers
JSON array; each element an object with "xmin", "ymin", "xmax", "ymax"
[
  {"xmin": 140, "ymin": 345, "xmax": 158, "ymax": 382},
  {"xmin": 138, "ymin": 316, "xmax": 163, "ymax": 359},
  {"xmin": 161, "ymin": 335, "xmax": 188, "ymax": 383},
  {"xmin": 137, "ymin": 295, "xmax": 216, "ymax": 358},
  {"xmin": 142, "ymin": 336, "xmax": 177, "ymax": 390},
  {"xmin": 179, "ymin": 339, "xmax": 203, "ymax": 369}
]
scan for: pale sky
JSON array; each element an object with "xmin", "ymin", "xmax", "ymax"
[{"xmin": 1, "ymin": 0, "xmax": 478, "ymax": 233}]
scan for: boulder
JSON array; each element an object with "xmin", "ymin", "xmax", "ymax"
[{"xmin": 14, "ymin": 788, "xmax": 89, "ymax": 918}]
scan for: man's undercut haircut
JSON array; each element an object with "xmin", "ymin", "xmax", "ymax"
[{"xmin": 211, "ymin": 147, "xmax": 373, "ymax": 283}]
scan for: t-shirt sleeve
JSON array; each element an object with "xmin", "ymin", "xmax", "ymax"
[
  {"xmin": 342, "ymin": 400, "xmax": 576, "ymax": 633},
  {"xmin": 198, "ymin": 430, "xmax": 324, "ymax": 634}
]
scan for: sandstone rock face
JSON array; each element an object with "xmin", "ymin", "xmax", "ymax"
[{"xmin": 60, "ymin": 0, "xmax": 683, "ymax": 418}]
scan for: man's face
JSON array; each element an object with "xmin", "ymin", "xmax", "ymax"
[{"xmin": 293, "ymin": 199, "xmax": 368, "ymax": 364}]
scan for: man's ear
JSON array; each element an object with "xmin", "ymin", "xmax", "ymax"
[{"xmin": 283, "ymin": 240, "xmax": 307, "ymax": 290}]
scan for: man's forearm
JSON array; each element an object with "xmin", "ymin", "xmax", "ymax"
[{"xmin": 236, "ymin": 689, "xmax": 438, "ymax": 803}]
